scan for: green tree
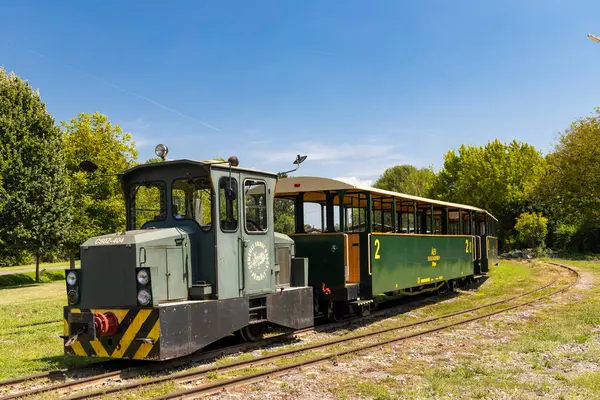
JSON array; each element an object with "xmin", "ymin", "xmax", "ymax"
[
  {"xmin": 62, "ymin": 112, "xmax": 137, "ymax": 265},
  {"xmin": 429, "ymin": 139, "xmax": 546, "ymax": 249},
  {"xmin": 373, "ymin": 165, "xmax": 436, "ymax": 196},
  {"xmin": 274, "ymin": 173, "xmax": 295, "ymax": 234},
  {"xmin": 274, "ymin": 198, "xmax": 295, "ymax": 234},
  {"xmin": 145, "ymin": 157, "xmax": 163, "ymax": 164},
  {"xmin": 0, "ymin": 68, "xmax": 73, "ymax": 279},
  {"xmin": 515, "ymin": 212, "xmax": 548, "ymax": 251},
  {"xmin": 539, "ymin": 108, "xmax": 600, "ymax": 251}
]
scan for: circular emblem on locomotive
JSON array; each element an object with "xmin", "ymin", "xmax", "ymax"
[{"xmin": 246, "ymin": 241, "xmax": 270, "ymax": 281}]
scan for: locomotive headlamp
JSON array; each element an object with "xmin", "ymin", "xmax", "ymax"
[
  {"xmin": 67, "ymin": 290, "xmax": 79, "ymax": 305},
  {"xmin": 137, "ymin": 269, "xmax": 150, "ymax": 285},
  {"xmin": 137, "ymin": 289, "xmax": 152, "ymax": 306},
  {"xmin": 154, "ymin": 144, "xmax": 168, "ymax": 160},
  {"xmin": 66, "ymin": 271, "xmax": 78, "ymax": 286}
]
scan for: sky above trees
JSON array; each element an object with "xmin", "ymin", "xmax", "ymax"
[{"xmin": 1, "ymin": 1, "xmax": 600, "ymax": 186}]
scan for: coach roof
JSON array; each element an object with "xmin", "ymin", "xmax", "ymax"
[{"xmin": 275, "ymin": 176, "xmax": 497, "ymax": 221}]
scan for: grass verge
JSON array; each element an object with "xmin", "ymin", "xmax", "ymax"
[
  {"xmin": 0, "ymin": 260, "xmax": 79, "ymax": 272},
  {"xmin": 0, "ymin": 282, "xmax": 93, "ymax": 381},
  {"xmin": 0, "ymin": 259, "xmax": 590, "ymax": 400},
  {"xmin": 0, "ymin": 270, "xmax": 66, "ymax": 288}
]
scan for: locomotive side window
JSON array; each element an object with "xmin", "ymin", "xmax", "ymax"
[
  {"xmin": 172, "ymin": 178, "xmax": 212, "ymax": 231},
  {"xmin": 219, "ymin": 177, "xmax": 238, "ymax": 232},
  {"xmin": 130, "ymin": 181, "xmax": 166, "ymax": 229},
  {"xmin": 244, "ymin": 179, "xmax": 267, "ymax": 233}
]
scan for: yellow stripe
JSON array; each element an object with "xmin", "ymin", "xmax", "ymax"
[
  {"xmin": 89, "ymin": 340, "xmax": 109, "ymax": 357},
  {"xmin": 112, "ymin": 309, "xmax": 152, "ymax": 358},
  {"xmin": 63, "ymin": 319, "xmax": 68, "ymax": 335},
  {"xmin": 71, "ymin": 341, "xmax": 87, "ymax": 356},
  {"xmin": 133, "ymin": 319, "xmax": 160, "ymax": 360}
]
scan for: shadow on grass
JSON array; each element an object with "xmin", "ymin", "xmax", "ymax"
[
  {"xmin": 36, "ymin": 354, "xmax": 138, "ymax": 380},
  {"xmin": 0, "ymin": 271, "xmax": 64, "ymax": 289}
]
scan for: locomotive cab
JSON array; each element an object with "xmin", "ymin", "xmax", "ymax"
[{"xmin": 62, "ymin": 154, "xmax": 314, "ymax": 361}]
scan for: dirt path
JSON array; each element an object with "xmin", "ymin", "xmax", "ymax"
[{"xmin": 209, "ymin": 264, "xmax": 596, "ymax": 400}]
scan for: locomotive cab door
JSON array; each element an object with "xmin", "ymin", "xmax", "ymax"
[
  {"xmin": 213, "ymin": 170, "xmax": 243, "ymax": 300},
  {"xmin": 240, "ymin": 174, "xmax": 275, "ymax": 296}
]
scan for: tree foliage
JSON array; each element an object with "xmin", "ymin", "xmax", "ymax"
[
  {"xmin": 62, "ymin": 112, "xmax": 137, "ymax": 261},
  {"xmin": 373, "ymin": 165, "xmax": 435, "ymax": 196},
  {"xmin": 535, "ymin": 108, "xmax": 600, "ymax": 253},
  {"xmin": 429, "ymin": 139, "xmax": 546, "ymax": 249},
  {"xmin": 543, "ymin": 108, "xmax": 600, "ymax": 224},
  {"xmin": 274, "ymin": 173, "xmax": 295, "ymax": 234},
  {"xmin": 0, "ymin": 68, "xmax": 73, "ymax": 277},
  {"xmin": 514, "ymin": 212, "xmax": 548, "ymax": 250},
  {"xmin": 430, "ymin": 139, "xmax": 545, "ymax": 214}
]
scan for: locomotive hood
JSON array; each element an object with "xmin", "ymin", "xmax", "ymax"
[
  {"xmin": 81, "ymin": 228, "xmax": 188, "ymax": 248},
  {"xmin": 77, "ymin": 228, "xmax": 191, "ymax": 308}
]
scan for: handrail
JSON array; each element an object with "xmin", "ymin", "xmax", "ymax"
[
  {"xmin": 477, "ymin": 236, "xmax": 482, "ymax": 260},
  {"xmin": 238, "ymin": 238, "xmax": 247, "ymax": 292},
  {"xmin": 343, "ymin": 233, "xmax": 349, "ymax": 282},
  {"xmin": 368, "ymin": 234, "xmax": 372, "ymax": 275}
]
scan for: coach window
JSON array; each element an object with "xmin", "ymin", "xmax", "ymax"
[
  {"xmin": 244, "ymin": 179, "xmax": 267, "ymax": 233},
  {"xmin": 171, "ymin": 178, "xmax": 212, "ymax": 231},
  {"xmin": 130, "ymin": 181, "xmax": 166, "ymax": 229},
  {"xmin": 219, "ymin": 177, "xmax": 238, "ymax": 232}
]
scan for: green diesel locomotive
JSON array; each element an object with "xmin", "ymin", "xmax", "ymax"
[{"xmin": 62, "ymin": 145, "xmax": 497, "ymax": 361}]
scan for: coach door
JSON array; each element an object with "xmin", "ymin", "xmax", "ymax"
[{"xmin": 241, "ymin": 175, "xmax": 275, "ymax": 296}]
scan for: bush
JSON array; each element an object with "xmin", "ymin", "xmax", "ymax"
[
  {"xmin": 515, "ymin": 212, "xmax": 548, "ymax": 251},
  {"xmin": 0, "ymin": 248, "xmax": 32, "ymax": 267},
  {"xmin": 554, "ymin": 223, "xmax": 578, "ymax": 252}
]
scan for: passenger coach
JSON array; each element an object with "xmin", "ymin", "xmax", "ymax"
[{"xmin": 274, "ymin": 177, "xmax": 498, "ymax": 320}]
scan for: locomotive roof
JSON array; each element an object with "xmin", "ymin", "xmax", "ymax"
[
  {"xmin": 275, "ymin": 176, "xmax": 497, "ymax": 221},
  {"xmin": 121, "ymin": 159, "xmax": 278, "ymax": 178}
]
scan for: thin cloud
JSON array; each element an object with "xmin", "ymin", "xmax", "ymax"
[
  {"xmin": 261, "ymin": 141, "xmax": 401, "ymax": 163},
  {"xmin": 121, "ymin": 117, "xmax": 150, "ymax": 131},
  {"xmin": 333, "ymin": 176, "xmax": 374, "ymax": 187}
]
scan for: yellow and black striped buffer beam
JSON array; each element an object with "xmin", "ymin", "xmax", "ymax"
[{"xmin": 63, "ymin": 307, "xmax": 160, "ymax": 360}]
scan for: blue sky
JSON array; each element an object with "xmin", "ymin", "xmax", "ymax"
[{"xmin": 2, "ymin": 1, "xmax": 600, "ymax": 186}]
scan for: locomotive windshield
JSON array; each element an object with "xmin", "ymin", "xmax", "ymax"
[
  {"xmin": 130, "ymin": 181, "xmax": 167, "ymax": 229},
  {"xmin": 172, "ymin": 177, "xmax": 213, "ymax": 231}
]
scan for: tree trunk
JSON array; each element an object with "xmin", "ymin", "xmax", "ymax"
[
  {"xmin": 70, "ymin": 254, "xmax": 75, "ymax": 269},
  {"xmin": 35, "ymin": 253, "xmax": 40, "ymax": 282}
]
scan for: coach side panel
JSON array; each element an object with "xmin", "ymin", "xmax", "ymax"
[{"xmin": 369, "ymin": 234, "xmax": 475, "ymax": 295}]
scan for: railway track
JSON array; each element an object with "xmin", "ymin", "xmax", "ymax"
[
  {"xmin": 152, "ymin": 262, "xmax": 579, "ymax": 400},
  {"xmin": 0, "ymin": 262, "xmax": 575, "ymax": 400},
  {"xmin": 0, "ymin": 290, "xmax": 430, "ymax": 395},
  {"xmin": 0, "ymin": 271, "xmax": 485, "ymax": 395}
]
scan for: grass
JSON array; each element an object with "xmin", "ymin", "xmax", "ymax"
[
  {"xmin": 1, "ymin": 258, "xmax": 598, "ymax": 399},
  {"xmin": 0, "ymin": 260, "xmax": 79, "ymax": 272},
  {"xmin": 320, "ymin": 258, "xmax": 600, "ymax": 400},
  {"xmin": 0, "ymin": 281, "xmax": 93, "ymax": 380},
  {"xmin": 0, "ymin": 270, "xmax": 66, "ymax": 288}
]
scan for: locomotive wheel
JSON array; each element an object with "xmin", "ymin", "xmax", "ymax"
[
  {"xmin": 328, "ymin": 301, "xmax": 350, "ymax": 322},
  {"xmin": 239, "ymin": 323, "xmax": 265, "ymax": 342}
]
